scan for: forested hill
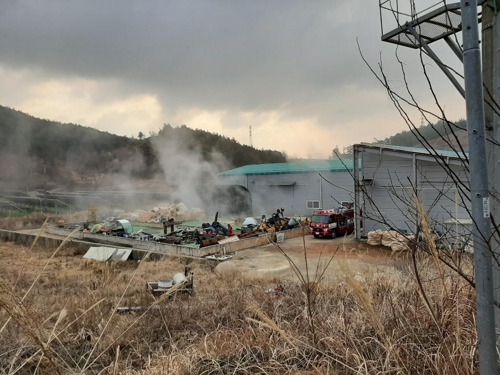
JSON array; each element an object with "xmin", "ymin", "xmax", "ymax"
[
  {"xmin": 376, "ymin": 119, "xmax": 468, "ymax": 151},
  {"xmin": 0, "ymin": 106, "xmax": 286, "ymax": 190},
  {"xmin": 0, "ymin": 106, "xmax": 135, "ymax": 161},
  {"xmin": 155, "ymin": 124, "xmax": 285, "ymax": 167}
]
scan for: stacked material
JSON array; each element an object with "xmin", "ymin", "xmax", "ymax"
[
  {"xmin": 382, "ymin": 230, "xmax": 401, "ymax": 247},
  {"xmin": 367, "ymin": 230, "xmax": 383, "ymax": 246},
  {"xmin": 367, "ymin": 230, "xmax": 413, "ymax": 252}
]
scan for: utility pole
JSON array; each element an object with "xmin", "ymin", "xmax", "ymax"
[
  {"xmin": 462, "ymin": 0, "xmax": 499, "ymax": 373},
  {"xmin": 494, "ymin": 0, "xmax": 500, "ymax": 339},
  {"xmin": 483, "ymin": 0, "xmax": 500, "ymax": 338},
  {"xmin": 377, "ymin": 0, "xmax": 499, "ymax": 369}
]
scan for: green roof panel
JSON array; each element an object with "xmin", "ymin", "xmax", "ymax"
[{"xmin": 219, "ymin": 159, "xmax": 353, "ymax": 176}]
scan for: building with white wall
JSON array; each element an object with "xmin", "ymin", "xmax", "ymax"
[{"xmin": 218, "ymin": 160, "xmax": 354, "ymax": 217}]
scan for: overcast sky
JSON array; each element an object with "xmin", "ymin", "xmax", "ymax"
[{"xmin": 0, "ymin": 0, "xmax": 466, "ymax": 158}]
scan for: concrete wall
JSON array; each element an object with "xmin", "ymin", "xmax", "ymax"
[
  {"xmin": 0, "ymin": 229, "xmax": 151, "ymax": 260},
  {"xmin": 359, "ymin": 151, "xmax": 470, "ymax": 235},
  {"xmin": 44, "ymin": 225, "xmax": 307, "ymax": 257},
  {"xmin": 219, "ymin": 171, "xmax": 354, "ymax": 217},
  {"xmin": 0, "ymin": 229, "xmax": 89, "ymax": 250}
]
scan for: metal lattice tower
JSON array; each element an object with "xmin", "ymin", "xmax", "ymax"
[
  {"xmin": 379, "ymin": 0, "xmax": 483, "ymax": 97},
  {"xmin": 379, "ymin": 1, "xmax": 466, "ymax": 48},
  {"xmin": 378, "ymin": 1, "xmax": 499, "ymax": 371},
  {"xmin": 249, "ymin": 125, "xmax": 253, "ymax": 147}
]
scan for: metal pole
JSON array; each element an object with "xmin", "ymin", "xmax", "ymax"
[
  {"xmin": 412, "ymin": 153, "xmax": 418, "ymax": 234},
  {"xmin": 482, "ymin": 0, "xmax": 500, "ymax": 339},
  {"xmin": 319, "ymin": 177, "xmax": 323, "ymax": 209},
  {"xmin": 492, "ymin": 0, "xmax": 500, "ymax": 337},
  {"xmin": 461, "ymin": 1, "xmax": 499, "ymax": 373},
  {"xmin": 353, "ymin": 147, "xmax": 360, "ymax": 240}
]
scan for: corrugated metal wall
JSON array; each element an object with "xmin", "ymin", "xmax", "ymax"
[
  {"xmin": 218, "ymin": 171, "xmax": 354, "ymax": 217},
  {"xmin": 361, "ymin": 152, "xmax": 470, "ymax": 234}
]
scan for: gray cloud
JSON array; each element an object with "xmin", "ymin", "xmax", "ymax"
[{"xmin": 0, "ymin": 0, "xmax": 466, "ymax": 144}]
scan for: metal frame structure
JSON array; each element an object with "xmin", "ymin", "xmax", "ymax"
[
  {"xmin": 379, "ymin": 1, "xmax": 483, "ymax": 97},
  {"xmin": 378, "ymin": 1, "xmax": 498, "ymax": 372},
  {"xmin": 380, "ymin": 1, "xmax": 463, "ymax": 47}
]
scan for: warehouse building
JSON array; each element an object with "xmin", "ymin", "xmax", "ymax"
[
  {"xmin": 218, "ymin": 160, "xmax": 354, "ymax": 217},
  {"xmin": 353, "ymin": 144, "xmax": 470, "ymax": 241}
]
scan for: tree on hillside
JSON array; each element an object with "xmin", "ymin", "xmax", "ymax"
[
  {"xmin": 342, "ymin": 145, "xmax": 353, "ymax": 155},
  {"xmin": 329, "ymin": 145, "xmax": 341, "ymax": 160},
  {"xmin": 327, "ymin": 145, "xmax": 353, "ymax": 160},
  {"xmin": 0, "ymin": 107, "xmax": 288, "ymax": 189},
  {"xmin": 155, "ymin": 122, "xmax": 286, "ymax": 168}
]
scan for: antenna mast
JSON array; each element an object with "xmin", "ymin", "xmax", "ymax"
[{"xmin": 249, "ymin": 125, "xmax": 253, "ymax": 147}]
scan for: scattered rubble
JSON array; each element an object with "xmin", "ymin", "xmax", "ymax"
[
  {"xmin": 122, "ymin": 202, "xmax": 205, "ymax": 223},
  {"xmin": 59, "ymin": 205, "xmax": 304, "ymax": 251}
]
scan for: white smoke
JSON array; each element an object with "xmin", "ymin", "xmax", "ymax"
[{"xmin": 151, "ymin": 130, "xmax": 233, "ymax": 219}]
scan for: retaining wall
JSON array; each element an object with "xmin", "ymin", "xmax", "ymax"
[
  {"xmin": 45, "ymin": 225, "xmax": 307, "ymax": 257},
  {"xmin": 0, "ymin": 229, "xmax": 152, "ymax": 259},
  {"xmin": 0, "ymin": 226, "xmax": 307, "ymax": 260},
  {"xmin": 0, "ymin": 229, "xmax": 90, "ymax": 250}
]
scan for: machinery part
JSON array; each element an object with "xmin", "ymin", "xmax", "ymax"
[
  {"xmin": 158, "ymin": 279, "xmax": 173, "ymax": 288},
  {"xmin": 172, "ymin": 272, "xmax": 186, "ymax": 285}
]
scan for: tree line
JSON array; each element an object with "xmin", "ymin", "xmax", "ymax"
[{"xmin": 0, "ymin": 106, "xmax": 286, "ymax": 189}]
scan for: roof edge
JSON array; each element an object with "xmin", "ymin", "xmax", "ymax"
[
  {"xmin": 219, "ymin": 159, "xmax": 354, "ymax": 177},
  {"xmin": 354, "ymin": 143, "xmax": 468, "ymax": 160}
]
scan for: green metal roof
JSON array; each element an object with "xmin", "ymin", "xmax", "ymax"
[{"xmin": 219, "ymin": 159, "xmax": 353, "ymax": 176}]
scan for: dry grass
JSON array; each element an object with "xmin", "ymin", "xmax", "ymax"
[
  {"xmin": 0, "ymin": 237, "xmax": 478, "ymax": 375},
  {"xmin": 0, "ymin": 212, "xmax": 87, "ymax": 231}
]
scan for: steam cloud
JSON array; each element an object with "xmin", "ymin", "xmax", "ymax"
[{"xmin": 152, "ymin": 132, "xmax": 247, "ymax": 220}]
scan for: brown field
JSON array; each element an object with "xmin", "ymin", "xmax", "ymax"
[{"xmin": 0, "ymin": 233, "xmax": 479, "ymax": 374}]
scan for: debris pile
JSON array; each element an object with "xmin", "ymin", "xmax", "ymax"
[
  {"xmin": 367, "ymin": 230, "xmax": 414, "ymax": 252},
  {"xmin": 124, "ymin": 202, "xmax": 205, "ymax": 223},
  {"xmin": 85, "ymin": 218, "xmax": 133, "ymax": 236},
  {"xmin": 61, "ymin": 206, "xmax": 302, "ymax": 250},
  {"xmin": 75, "ymin": 215, "xmax": 230, "ymax": 248},
  {"xmin": 237, "ymin": 208, "xmax": 301, "ymax": 237}
]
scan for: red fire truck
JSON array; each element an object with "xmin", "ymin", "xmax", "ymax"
[{"xmin": 309, "ymin": 207, "xmax": 355, "ymax": 239}]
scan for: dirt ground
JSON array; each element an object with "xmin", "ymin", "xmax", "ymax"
[
  {"xmin": 231, "ymin": 235, "xmax": 409, "ymax": 283},
  {"xmin": 0, "ymin": 233, "xmax": 409, "ymax": 291}
]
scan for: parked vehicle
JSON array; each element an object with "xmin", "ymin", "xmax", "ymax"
[{"xmin": 309, "ymin": 207, "xmax": 354, "ymax": 239}]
